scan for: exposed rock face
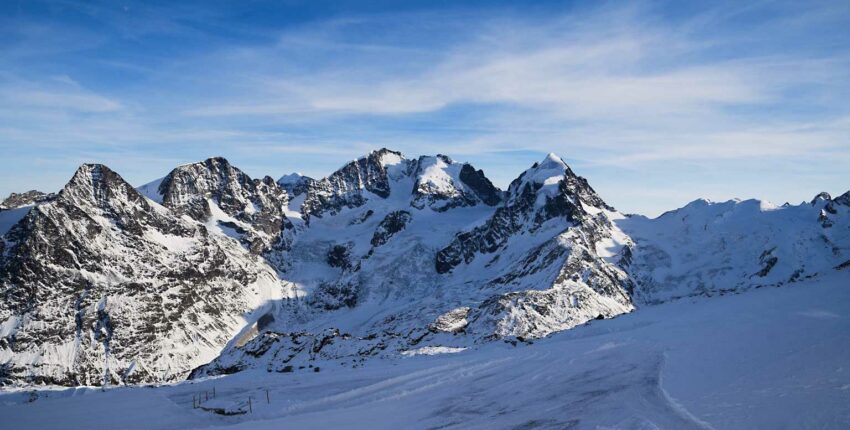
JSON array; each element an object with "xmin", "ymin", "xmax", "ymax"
[
  {"xmin": 0, "ymin": 191, "xmax": 54, "ymax": 210},
  {"xmin": 302, "ymin": 149, "xmax": 407, "ymax": 219},
  {"xmin": 154, "ymin": 157, "xmax": 293, "ymax": 256},
  {"xmin": 410, "ymin": 155, "xmax": 502, "ymax": 211},
  {"xmin": 459, "ymin": 164, "xmax": 502, "ymax": 206},
  {"xmin": 431, "ymin": 307, "xmax": 470, "ymax": 333},
  {"xmin": 190, "ymin": 327, "xmax": 433, "ymax": 378},
  {"xmin": 435, "ymin": 154, "xmax": 613, "ymax": 274},
  {"xmin": 0, "ymin": 164, "xmax": 290, "ymax": 386},
  {"xmin": 301, "ymin": 149, "xmax": 502, "ymax": 219},
  {"xmin": 370, "ymin": 210, "xmax": 412, "ymax": 248},
  {"xmin": 326, "ymin": 244, "xmax": 352, "ymax": 270},
  {"xmin": 442, "ymin": 194, "xmax": 634, "ymax": 337},
  {"xmin": 811, "ymin": 192, "xmax": 832, "ymax": 205},
  {"xmin": 834, "ymin": 191, "xmax": 850, "ymax": 206}
]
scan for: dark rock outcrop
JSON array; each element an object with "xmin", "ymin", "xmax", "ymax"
[
  {"xmin": 0, "ymin": 190, "xmax": 55, "ymax": 210},
  {"xmin": 371, "ymin": 211, "xmax": 412, "ymax": 248}
]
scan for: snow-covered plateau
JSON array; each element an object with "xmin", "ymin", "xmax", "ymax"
[{"xmin": 0, "ymin": 148, "xmax": 848, "ymax": 428}]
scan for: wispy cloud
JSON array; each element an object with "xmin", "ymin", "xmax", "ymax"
[
  {"xmin": 0, "ymin": 75, "xmax": 123, "ymax": 113},
  {"xmin": 0, "ymin": 0, "xmax": 848, "ymax": 215},
  {"xmin": 175, "ymin": 3, "xmax": 850, "ymax": 166}
]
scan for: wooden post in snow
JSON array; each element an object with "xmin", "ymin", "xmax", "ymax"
[
  {"xmin": 266, "ymin": 389, "xmax": 270, "ymax": 404},
  {"xmin": 248, "ymin": 397, "xmax": 252, "ymax": 414}
]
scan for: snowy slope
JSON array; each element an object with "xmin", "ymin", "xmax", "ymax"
[
  {"xmin": 0, "ymin": 190, "xmax": 54, "ymax": 235},
  {"xmin": 620, "ymin": 195, "xmax": 850, "ymax": 303},
  {"xmin": 1, "ymin": 273, "xmax": 847, "ymax": 429}
]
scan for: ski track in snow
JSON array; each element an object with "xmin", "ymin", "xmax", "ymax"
[{"xmin": 2, "ymin": 272, "xmax": 848, "ymax": 430}]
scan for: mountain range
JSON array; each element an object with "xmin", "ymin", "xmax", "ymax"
[{"xmin": 0, "ymin": 148, "xmax": 848, "ymax": 387}]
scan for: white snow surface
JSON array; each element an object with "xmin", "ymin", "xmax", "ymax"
[
  {"xmin": 619, "ymin": 197, "xmax": 850, "ymax": 303},
  {"xmin": 2, "ymin": 273, "xmax": 847, "ymax": 429},
  {"xmin": 276, "ymin": 173, "xmax": 304, "ymax": 185},
  {"xmin": 137, "ymin": 177, "xmax": 165, "ymax": 203},
  {"xmin": 0, "ymin": 205, "xmax": 33, "ymax": 235}
]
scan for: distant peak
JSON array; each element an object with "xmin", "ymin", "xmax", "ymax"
[
  {"xmin": 70, "ymin": 163, "xmax": 112, "ymax": 183},
  {"xmin": 0, "ymin": 190, "xmax": 53, "ymax": 210},
  {"xmin": 174, "ymin": 156, "xmax": 232, "ymax": 171},
  {"xmin": 691, "ymin": 198, "xmax": 713, "ymax": 205},
  {"xmin": 360, "ymin": 148, "xmax": 402, "ymax": 160},
  {"xmin": 4, "ymin": 190, "xmax": 47, "ymax": 200},
  {"xmin": 374, "ymin": 147, "xmax": 401, "ymax": 155},
  {"xmin": 515, "ymin": 153, "xmax": 570, "ymax": 187},
  {"xmin": 202, "ymin": 156, "xmax": 231, "ymax": 167},
  {"xmin": 371, "ymin": 148, "xmax": 405, "ymax": 166},
  {"xmin": 810, "ymin": 192, "xmax": 832, "ymax": 205},
  {"xmin": 60, "ymin": 163, "xmax": 142, "ymax": 207},
  {"xmin": 278, "ymin": 172, "xmax": 306, "ymax": 184},
  {"xmin": 541, "ymin": 152, "xmax": 566, "ymax": 167}
]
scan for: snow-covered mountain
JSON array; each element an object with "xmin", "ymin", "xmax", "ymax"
[
  {"xmin": 0, "ymin": 165, "xmax": 296, "ymax": 386},
  {"xmin": 276, "ymin": 173, "xmax": 315, "ymax": 198},
  {"xmin": 620, "ymin": 194, "xmax": 850, "ymax": 303},
  {"xmin": 0, "ymin": 149, "xmax": 847, "ymax": 387}
]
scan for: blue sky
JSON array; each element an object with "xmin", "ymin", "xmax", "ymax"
[{"xmin": 1, "ymin": 0, "xmax": 848, "ymax": 216}]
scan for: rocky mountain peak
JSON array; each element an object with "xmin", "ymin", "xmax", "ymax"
[
  {"xmin": 541, "ymin": 152, "xmax": 568, "ymax": 169},
  {"xmin": 158, "ymin": 157, "xmax": 255, "ymax": 216},
  {"xmin": 301, "ymin": 149, "xmax": 412, "ymax": 219},
  {"xmin": 811, "ymin": 191, "xmax": 832, "ymax": 205},
  {"xmin": 60, "ymin": 164, "xmax": 149, "ymax": 212},
  {"xmin": 151, "ymin": 157, "xmax": 292, "ymax": 256},
  {"xmin": 277, "ymin": 173, "xmax": 316, "ymax": 197},
  {"xmin": 65, "ymin": 163, "xmax": 114, "ymax": 190},
  {"xmin": 435, "ymin": 153, "xmax": 618, "ymax": 275},
  {"xmin": 0, "ymin": 160, "xmax": 291, "ymax": 387},
  {"xmin": 0, "ymin": 190, "xmax": 54, "ymax": 210},
  {"xmin": 278, "ymin": 172, "xmax": 304, "ymax": 184},
  {"xmin": 834, "ymin": 190, "xmax": 850, "ymax": 206},
  {"xmin": 509, "ymin": 153, "xmax": 568, "ymax": 194},
  {"xmin": 367, "ymin": 148, "xmax": 406, "ymax": 168},
  {"xmin": 409, "ymin": 155, "xmax": 502, "ymax": 211},
  {"xmin": 508, "ymin": 153, "xmax": 613, "ymax": 213}
]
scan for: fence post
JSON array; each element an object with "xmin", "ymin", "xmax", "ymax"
[
  {"xmin": 213, "ymin": 386, "xmax": 216, "ymax": 398},
  {"xmin": 248, "ymin": 397, "xmax": 252, "ymax": 414},
  {"xmin": 266, "ymin": 389, "xmax": 270, "ymax": 404}
]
